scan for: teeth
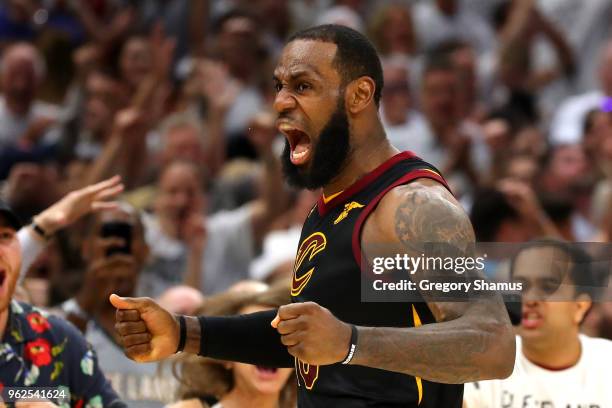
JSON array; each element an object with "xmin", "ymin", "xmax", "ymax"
[{"xmin": 292, "ymin": 148, "xmax": 309, "ymax": 159}]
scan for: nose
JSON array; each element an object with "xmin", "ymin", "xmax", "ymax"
[{"xmin": 273, "ymin": 88, "xmax": 296, "ymax": 114}]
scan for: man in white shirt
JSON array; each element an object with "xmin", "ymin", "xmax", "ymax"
[{"xmin": 464, "ymin": 240, "xmax": 612, "ymax": 408}]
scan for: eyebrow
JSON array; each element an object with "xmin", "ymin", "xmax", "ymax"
[{"xmin": 273, "ymin": 65, "xmax": 323, "ymax": 82}]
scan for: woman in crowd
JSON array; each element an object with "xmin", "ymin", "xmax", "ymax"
[{"xmin": 168, "ymin": 281, "xmax": 296, "ymax": 408}]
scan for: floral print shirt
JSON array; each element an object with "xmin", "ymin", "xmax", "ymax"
[{"xmin": 0, "ymin": 300, "xmax": 125, "ymax": 407}]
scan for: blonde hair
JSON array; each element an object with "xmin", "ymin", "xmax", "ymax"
[{"xmin": 172, "ymin": 282, "xmax": 296, "ymax": 407}]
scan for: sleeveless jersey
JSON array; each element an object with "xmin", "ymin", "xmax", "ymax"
[{"xmin": 291, "ymin": 151, "xmax": 464, "ymax": 407}]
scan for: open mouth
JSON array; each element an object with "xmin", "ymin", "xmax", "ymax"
[
  {"xmin": 278, "ymin": 123, "xmax": 312, "ymax": 166},
  {"xmin": 521, "ymin": 310, "xmax": 543, "ymax": 330},
  {"xmin": 255, "ymin": 366, "xmax": 279, "ymax": 379}
]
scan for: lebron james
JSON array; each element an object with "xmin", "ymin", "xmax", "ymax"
[{"xmin": 111, "ymin": 25, "xmax": 515, "ymax": 407}]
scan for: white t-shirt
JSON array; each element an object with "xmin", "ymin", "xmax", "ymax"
[
  {"xmin": 464, "ymin": 335, "xmax": 612, "ymax": 408},
  {"xmin": 549, "ymin": 91, "xmax": 605, "ymax": 146},
  {"xmin": 0, "ymin": 96, "xmax": 59, "ymax": 148},
  {"xmin": 85, "ymin": 321, "xmax": 176, "ymax": 407},
  {"xmin": 139, "ymin": 204, "xmax": 254, "ymax": 297}
]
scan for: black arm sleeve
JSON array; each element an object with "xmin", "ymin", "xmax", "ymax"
[{"xmin": 198, "ymin": 309, "xmax": 294, "ymax": 368}]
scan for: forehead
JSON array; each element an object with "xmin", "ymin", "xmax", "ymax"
[
  {"xmin": 513, "ymin": 246, "xmax": 572, "ymax": 281},
  {"xmin": 0, "ymin": 214, "xmax": 16, "ymax": 231},
  {"xmin": 274, "ymin": 40, "xmax": 339, "ymax": 80}
]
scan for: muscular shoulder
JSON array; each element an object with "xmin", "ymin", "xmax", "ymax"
[{"xmin": 363, "ymin": 178, "xmax": 474, "ymax": 248}]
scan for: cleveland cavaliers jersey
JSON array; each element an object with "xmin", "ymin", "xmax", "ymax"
[{"xmin": 291, "ymin": 151, "xmax": 463, "ymax": 407}]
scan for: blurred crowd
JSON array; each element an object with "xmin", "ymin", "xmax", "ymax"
[{"xmin": 0, "ymin": 0, "xmax": 611, "ymax": 406}]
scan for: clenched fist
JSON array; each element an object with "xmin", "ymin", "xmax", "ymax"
[
  {"xmin": 110, "ymin": 294, "xmax": 181, "ymax": 362},
  {"xmin": 271, "ymin": 302, "xmax": 352, "ymax": 365}
]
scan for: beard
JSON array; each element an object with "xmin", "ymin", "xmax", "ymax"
[{"xmin": 281, "ymin": 99, "xmax": 351, "ymax": 190}]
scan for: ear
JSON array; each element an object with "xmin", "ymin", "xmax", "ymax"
[
  {"xmin": 574, "ymin": 293, "xmax": 592, "ymax": 325},
  {"xmin": 346, "ymin": 76, "xmax": 376, "ymax": 115}
]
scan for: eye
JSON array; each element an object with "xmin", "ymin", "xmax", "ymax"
[
  {"xmin": 0, "ymin": 231, "xmax": 14, "ymax": 240},
  {"xmin": 274, "ymin": 82, "xmax": 283, "ymax": 93},
  {"xmin": 296, "ymin": 82, "xmax": 311, "ymax": 93},
  {"xmin": 540, "ymin": 281, "xmax": 561, "ymax": 295}
]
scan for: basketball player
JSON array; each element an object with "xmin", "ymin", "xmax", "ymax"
[{"xmin": 111, "ymin": 25, "xmax": 515, "ymax": 407}]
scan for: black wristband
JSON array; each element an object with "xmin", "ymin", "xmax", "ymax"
[
  {"xmin": 341, "ymin": 325, "xmax": 358, "ymax": 365},
  {"xmin": 32, "ymin": 222, "xmax": 50, "ymax": 240},
  {"xmin": 176, "ymin": 315, "xmax": 187, "ymax": 353}
]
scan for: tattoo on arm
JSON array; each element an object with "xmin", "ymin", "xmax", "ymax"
[{"xmin": 353, "ymin": 182, "xmax": 514, "ymax": 383}]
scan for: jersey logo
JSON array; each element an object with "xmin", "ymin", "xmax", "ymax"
[
  {"xmin": 333, "ymin": 201, "xmax": 364, "ymax": 225},
  {"xmin": 291, "ymin": 232, "xmax": 326, "ymax": 296},
  {"xmin": 296, "ymin": 357, "xmax": 319, "ymax": 390}
]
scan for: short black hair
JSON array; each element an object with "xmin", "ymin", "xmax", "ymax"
[
  {"xmin": 469, "ymin": 188, "xmax": 520, "ymax": 242},
  {"xmin": 287, "ymin": 24, "xmax": 384, "ymax": 107},
  {"xmin": 421, "ymin": 53, "xmax": 455, "ymax": 80},
  {"xmin": 510, "ymin": 239, "xmax": 595, "ymax": 298}
]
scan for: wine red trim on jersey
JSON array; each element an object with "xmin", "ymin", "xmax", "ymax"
[
  {"xmin": 317, "ymin": 151, "xmax": 417, "ymax": 216},
  {"xmin": 351, "ymin": 170, "xmax": 451, "ymax": 266}
]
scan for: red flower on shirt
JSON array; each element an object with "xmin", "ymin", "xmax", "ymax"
[
  {"xmin": 75, "ymin": 399, "xmax": 84, "ymax": 408},
  {"xmin": 25, "ymin": 338, "xmax": 52, "ymax": 367},
  {"xmin": 27, "ymin": 313, "xmax": 51, "ymax": 334}
]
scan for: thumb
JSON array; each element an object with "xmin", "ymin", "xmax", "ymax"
[
  {"xmin": 109, "ymin": 294, "xmax": 148, "ymax": 311},
  {"xmin": 271, "ymin": 313, "xmax": 280, "ymax": 329}
]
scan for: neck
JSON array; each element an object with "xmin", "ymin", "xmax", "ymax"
[
  {"xmin": 0, "ymin": 307, "xmax": 8, "ymax": 340},
  {"xmin": 522, "ymin": 332, "xmax": 582, "ymax": 370},
  {"xmin": 221, "ymin": 387, "xmax": 280, "ymax": 408},
  {"xmin": 158, "ymin": 215, "xmax": 180, "ymax": 239},
  {"xmin": 323, "ymin": 122, "xmax": 397, "ymax": 197}
]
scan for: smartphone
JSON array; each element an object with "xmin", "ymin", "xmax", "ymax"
[{"xmin": 100, "ymin": 221, "xmax": 132, "ymax": 257}]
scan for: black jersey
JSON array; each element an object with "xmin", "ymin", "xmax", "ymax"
[{"xmin": 291, "ymin": 151, "xmax": 463, "ymax": 407}]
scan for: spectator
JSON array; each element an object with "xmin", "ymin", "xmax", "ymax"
[
  {"xmin": 210, "ymin": 10, "xmax": 267, "ymax": 150},
  {"xmin": 380, "ymin": 56, "xmax": 417, "ymax": 153},
  {"xmin": 464, "ymin": 240, "xmax": 612, "ymax": 407},
  {"xmin": 0, "ymin": 200, "xmax": 125, "ymax": 407},
  {"xmin": 0, "ymin": 42, "xmax": 59, "ymax": 149},
  {"xmin": 63, "ymin": 68, "xmax": 127, "ymax": 162},
  {"xmin": 169, "ymin": 282, "xmax": 295, "ymax": 408},
  {"xmin": 118, "ymin": 35, "xmax": 154, "ymax": 97},
  {"xmin": 369, "ymin": 3, "xmax": 416, "ymax": 59},
  {"xmin": 407, "ymin": 55, "xmax": 491, "ymax": 193},
  {"xmin": 61, "ymin": 204, "xmax": 175, "ymax": 407}
]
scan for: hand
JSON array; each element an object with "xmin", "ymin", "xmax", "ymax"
[
  {"xmin": 77, "ymin": 251, "xmax": 134, "ymax": 316},
  {"xmin": 149, "ymin": 21, "xmax": 176, "ymax": 81},
  {"xmin": 197, "ymin": 59, "xmax": 240, "ymax": 113},
  {"xmin": 110, "ymin": 294, "xmax": 180, "ymax": 362},
  {"xmin": 34, "ymin": 175, "xmax": 124, "ymax": 235},
  {"xmin": 497, "ymin": 179, "xmax": 543, "ymax": 221},
  {"xmin": 443, "ymin": 130, "xmax": 472, "ymax": 173},
  {"xmin": 247, "ymin": 111, "xmax": 278, "ymax": 156},
  {"xmin": 111, "ymin": 108, "xmax": 146, "ymax": 142},
  {"xmin": 272, "ymin": 302, "xmax": 352, "ymax": 365}
]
